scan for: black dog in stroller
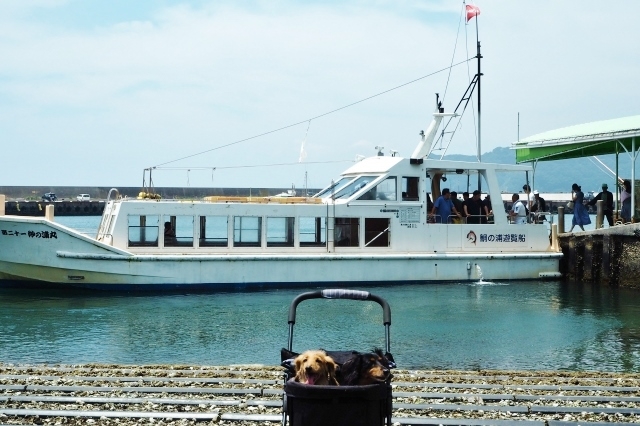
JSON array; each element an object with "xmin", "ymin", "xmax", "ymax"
[{"xmin": 280, "ymin": 289, "xmax": 396, "ymax": 426}]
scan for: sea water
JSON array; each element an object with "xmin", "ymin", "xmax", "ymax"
[{"xmin": 2, "ymin": 216, "xmax": 638, "ymax": 372}]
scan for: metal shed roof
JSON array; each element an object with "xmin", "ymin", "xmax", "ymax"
[{"xmin": 511, "ymin": 115, "xmax": 640, "ymax": 163}]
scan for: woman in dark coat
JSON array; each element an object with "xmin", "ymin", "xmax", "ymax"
[
  {"xmin": 620, "ymin": 180, "xmax": 632, "ymax": 223},
  {"xmin": 569, "ymin": 183, "xmax": 591, "ymax": 232}
]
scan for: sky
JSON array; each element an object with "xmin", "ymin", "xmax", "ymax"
[{"xmin": 1, "ymin": 0, "xmax": 638, "ymax": 190}]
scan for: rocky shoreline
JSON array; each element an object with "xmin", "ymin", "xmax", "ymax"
[{"xmin": 0, "ymin": 363, "xmax": 639, "ymax": 425}]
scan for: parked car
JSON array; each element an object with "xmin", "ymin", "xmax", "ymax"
[
  {"xmin": 42, "ymin": 193, "xmax": 57, "ymax": 202},
  {"xmin": 76, "ymin": 194, "xmax": 91, "ymax": 201}
]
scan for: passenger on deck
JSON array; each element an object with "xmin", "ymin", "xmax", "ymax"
[
  {"xmin": 509, "ymin": 194, "xmax": 527, "ymax": 224},
  {"xmin": 164, "ymin": 222, "xmax": 176, "ymax": 244},
  {"xmin": 450, "ymin": 191, "xmax": 463, "ymax": 224},
  {"xmin": 427, "ymin": 193, "xmax": 434, "ymax": 211},
  {"xmin": 431, "ymin": 188, "xmax": 462, "ymax": 224},
  {"xmin": 465, "ymin": 190, "xmax": 486, "ymax": 224},
  {"xmin": 530, "ymin": 190, "xmax": 547, "ymax": 223},
  {"xmin": 461, "ymin": 192, "xmax": 470, "ymax": 222},
  {"xmin": 483, "ymin": 194, "xmax": 493, "ymax": 223}
]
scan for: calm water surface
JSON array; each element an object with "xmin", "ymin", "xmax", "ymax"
[{"xmin": 1, "ymin": 216, "xmax": 638, "ymax": 372}]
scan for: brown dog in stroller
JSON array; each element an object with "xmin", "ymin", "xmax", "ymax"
[
  {"xmin": 337, "ymin": 348, "xmax": 392, "ymax": 386},
  {"xmin": 281, "ymin": 289, "xmax": 395, "ymax": 426},
  {"xmin": 294, "ymin": 350, "xmax": 339, "ymax": 386}
]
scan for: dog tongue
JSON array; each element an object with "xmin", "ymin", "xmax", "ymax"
[{"xmin": 307, "ymin": 374, "xmax": 317, "ymax": 385}]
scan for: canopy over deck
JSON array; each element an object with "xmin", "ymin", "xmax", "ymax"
[
  {"xmin": 511, "ymin": 115, "xmax": 640, "ymax": 223},
  {"xmin": 511, "ymin": 115, "xmax": 640, "ymax": 163}
]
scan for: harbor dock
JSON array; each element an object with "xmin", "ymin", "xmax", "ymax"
[
  {"xmin": 0, "ymin": 363, "xmax": 638, "ymax": 425},
  {"xmin": 559, "ymin": 225, "xmax": 640, "ymax": 289},
  {"xmin": 556, "ymin": 202, "xmax": 640, "ymax": 289}
]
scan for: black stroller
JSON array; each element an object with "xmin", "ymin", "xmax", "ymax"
[{"xmin": 280, "ymin": 289, "xmax": 395, "ymax": 426}]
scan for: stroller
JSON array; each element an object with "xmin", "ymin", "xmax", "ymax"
[{"xmin": 280, "ymin": 289, "xmax": 395, "ymax": 426}]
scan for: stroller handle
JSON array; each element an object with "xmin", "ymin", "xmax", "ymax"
[{"xmin": 288, "ymin": 289, "xmax": 391, "ymax": 326}]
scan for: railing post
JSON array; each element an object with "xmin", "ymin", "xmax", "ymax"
[
  {"xmin": 557, "ymin": 206, "xmax": 565, "ymax": 234},
  {"xmin": 45, "ymin": 204, "xmax": 55, "ymax": 221},
  {"xmin": 551, "ymin": 224, "xmax": 559, "ymax": 252},
  {"xmin": 596, "ymin": 200, "xmax": 604, "ymax": 229}
]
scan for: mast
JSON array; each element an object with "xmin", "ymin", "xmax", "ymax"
[{"xmin": 475, "ymin": 16, "xmax": 482, "ymax": 190}]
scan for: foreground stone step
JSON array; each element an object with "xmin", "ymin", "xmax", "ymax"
[{"xmin": 0, "ymin": 363, "xmax": 638, "ymax": 425}]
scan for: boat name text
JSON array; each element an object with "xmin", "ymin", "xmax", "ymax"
[
  {"xmin": 1, "ymin": 230, "xmax": 58, "ymax": 239},
  {"xmin": 480, "ymin": 233, "xmax": 525, "ymax": 243}
]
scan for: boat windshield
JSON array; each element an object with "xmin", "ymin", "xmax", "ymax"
[
  {"xmin": 314, "ymin": 177, "xmax": 355, "ymax": 198},
  {"xmin": 333, "ymin": 175, "xmax": 380, "ymax": 200}
]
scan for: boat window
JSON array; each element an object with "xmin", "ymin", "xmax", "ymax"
[
  {"xmin": 199, "ymin": 216, "xmax": 228, "ymax": 247},
  {"xmin": 267, "ymin": 217, "xmax": 294, "ymax": 247},
  {"xmin": 402, "ymin": 177, "xmax": 419, "ymax": 201},
  {"xmin": 358, "ymin": 176, "xmax": 397, "ymax": 201},
  {"xmin": 164, "ymin": 215, "xmax": 194, "ymax": 247},
  {"xmin": 314, "ymin": 177, "xmax": 355, "ymax": 198},
  {"xmin": 334, "ymin": 217, "xmax": 359, "ymax": 247},
  {"xmin": 234, "ymin": 216, "xmax": 262, "ymax": 247},
  {"xmin": 333, "ymin": 176, "xmax": 379, "ymax": 200},
  {"xmin": 364, "ymin": 218, "xmax": 390, "ymax": 247},
  {"xmin": 299, "ymin": 216, "xmax": 326, "ymax": 247},
  {"xmin": 128, "ymin": 215, "xmax": 159, "ymax": 247}
]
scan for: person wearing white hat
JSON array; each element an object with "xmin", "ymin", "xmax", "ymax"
[
  {"xmin": 530, "ymin": 190, "xmax": 546, "ymax": 223},
  {"xmin": 588, "ymin": 183, "xmax": 614, "ymax": 226}
]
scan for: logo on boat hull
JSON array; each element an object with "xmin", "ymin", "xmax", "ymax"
[{"xmin": 466, "ymin": 230, "xmax": 477, "ymax": 245}]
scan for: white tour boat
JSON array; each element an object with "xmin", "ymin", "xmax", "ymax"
[
  {"xmin": 0, "ymin": 107, "xmax": 562, "ymax": 291},
  {"xmin": 0, "ymin": 33, "xmax": 564, "ymax": 291}
]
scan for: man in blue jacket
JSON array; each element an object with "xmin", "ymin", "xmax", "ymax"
[{"xmin": 431, "ymin": 188, "xmax": 462, "ymax": 224}]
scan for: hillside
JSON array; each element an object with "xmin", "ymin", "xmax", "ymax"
[{"xmin": 440, "ymin": 147, "xmax": 630, "ymax": 193}]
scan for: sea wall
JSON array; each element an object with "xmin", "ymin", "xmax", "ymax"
[
  {"xmin": 4, "ymin": 200, "xmax": 106, "ymax": 216},
  {"xmin": 0, "ymin": 186, "xmax": 315, "ymax": 200},
  {"xmin": 558, "ymin": 224, "xmax": 640, "ymax": 289},
  {"xmin": 2, "ymin": 186, "xmax": 321, "ymax": 216}
]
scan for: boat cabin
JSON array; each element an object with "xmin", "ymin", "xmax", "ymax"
[{"xmin": 96, "ymin": 152, "xmax": 548, "ymax": 256}]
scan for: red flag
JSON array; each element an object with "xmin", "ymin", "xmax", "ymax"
[{"xmin": 466, "ymin": 4, "xmax": 480, "ymax": 22}]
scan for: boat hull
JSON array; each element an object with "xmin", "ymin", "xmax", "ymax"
[
  {"xmin": 0, "ymin": 252, "xmax": 561, "ymax": 291},
  {"xmin": 0, "ymin": 194, "xmax": 561, "ymax": 292}
]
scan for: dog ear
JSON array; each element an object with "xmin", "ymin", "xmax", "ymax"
[
  {"xmin": 373, "ymin": 347, "xmax": 396, "ymax": 369},
  {"xmin": 324, "ymin": 355, "xmax": 339, "ymax": 385},
  {"xmin": 325, "ymin": 355, "xmax": 336, "ymax": 374},
  {"xmin": 294, "ymin": 355, "xmax": 303, "ymax": 372}
]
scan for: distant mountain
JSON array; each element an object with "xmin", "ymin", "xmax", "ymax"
[{"xmin": 438, "ymin": 146, "xmax": 629, "ymax": 194}]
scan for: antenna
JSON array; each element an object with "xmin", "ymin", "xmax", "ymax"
[{"xmin": 375, "ymin": 146, "xmax": 385, "ymax": 156}]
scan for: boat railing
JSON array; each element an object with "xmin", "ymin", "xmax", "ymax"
[
  {"xmin": 507, "ymin": 214, "xmax": 550, "ymax": 225},
  {"xmin": 96, "ymin": 188, "xmax": 120, "ymax": 241},
  {"xmin": 463, "ymin": 214, "xmax": 491, "ymax": 225},
  {"xmin": 203, "ymin": 196, "xmax": 323, "ymax": 204},
  {"xmin": 530, "ymin": 211, "xmax": 553, "ymax": 225},
  {"xmin": 427, "ymin": 214, "xmax": 452, "ymax": 224}
]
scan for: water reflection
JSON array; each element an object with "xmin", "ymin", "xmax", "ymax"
[
  {"xmin": 1, "ymin": 282, "xmax": 639, "ymax": 372},
  {"xmin": 553, "ymin": 282, "xmax": 640, "ymax": 372}
]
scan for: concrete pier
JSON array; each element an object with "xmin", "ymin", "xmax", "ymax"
[{"xmin": 558, "ymin": 223, "xmax": 640, "ymax": 289}]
